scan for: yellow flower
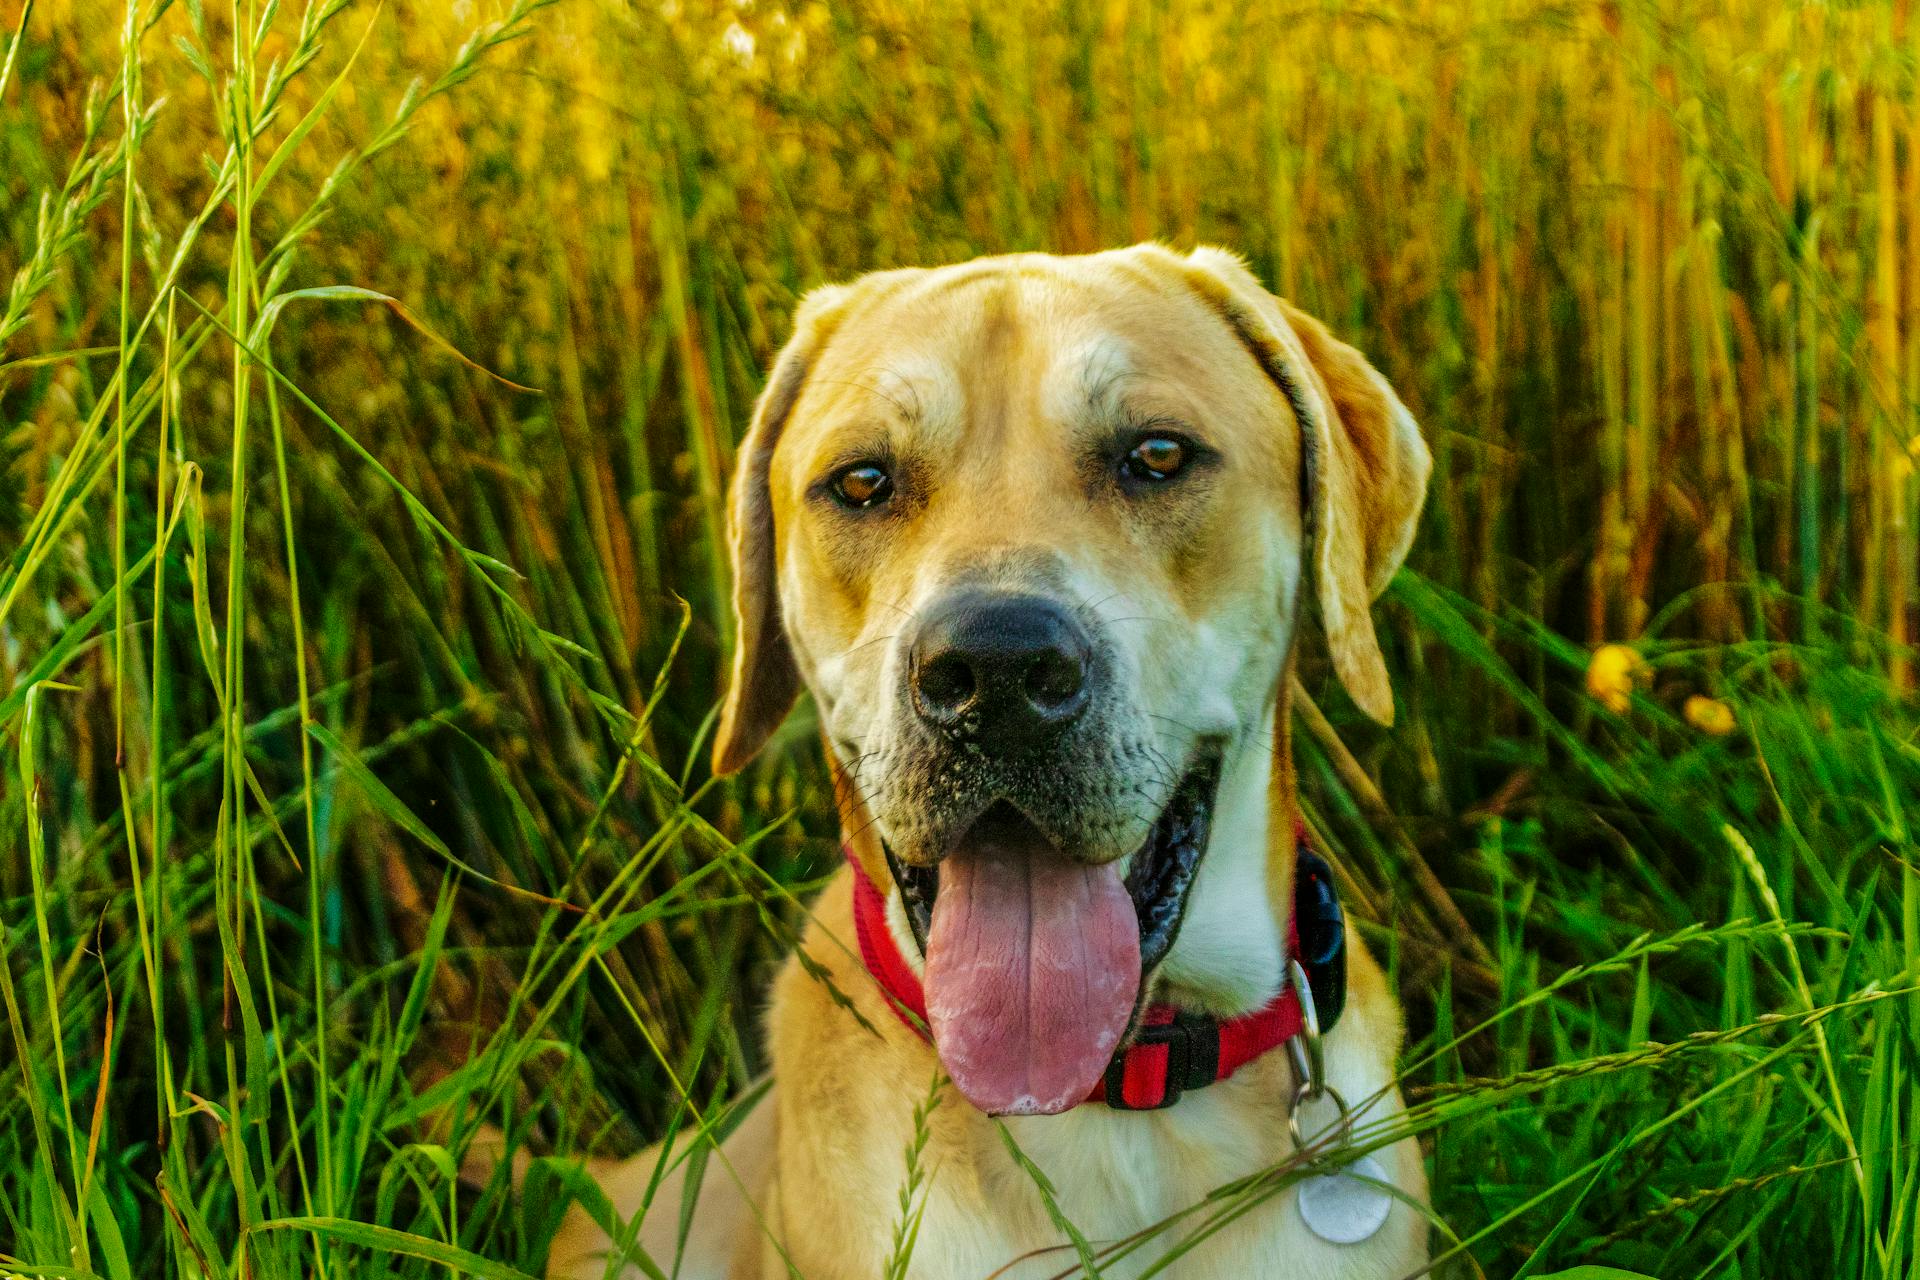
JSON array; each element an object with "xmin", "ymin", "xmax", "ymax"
[
  {"xmin": 1685, "ymin": 695, "xmax": 1737, "ymax": 736},
  {"xmin": 1586, "ymin": 643, "xmax": 1646, "ymax": 715}
]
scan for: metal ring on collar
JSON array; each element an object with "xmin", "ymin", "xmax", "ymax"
[
  {"xmin": 1285, "ymin": 958, "xmax": 1352, "ymax": 1152},
  {"xmin": 1285, "ymin": 958, "xmax": 1326, "ymax": 1096},
  {"xmin": 1288, "ymin": 1076, "xmax": 1352, "ymax": 1153}
]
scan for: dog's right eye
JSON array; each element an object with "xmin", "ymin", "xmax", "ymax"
[
  {"xmin": 830, "ymin": 463, "xmax": 894, "ymax": 509},
  {"xmin": 1120, "ymin": 435, "xmax": 1190, "ymax": 485}
]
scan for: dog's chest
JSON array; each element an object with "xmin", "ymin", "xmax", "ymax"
[
  {"xmin": 904, "ymin": 1086, "xmax": 1411, "ymax": 1279},
  {"xmin": 1000, "ymin": 1092, "xmax": 1274, "ymax": 1232}
]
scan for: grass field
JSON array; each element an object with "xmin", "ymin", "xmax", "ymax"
[{"xmin": 3, "ymin": 0, "xmax": 1919, "ymax": 1275}]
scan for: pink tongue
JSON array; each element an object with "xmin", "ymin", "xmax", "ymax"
[{"xmin": 924, "ymin": 829, "xmax": 1141, "ymax": 1116}]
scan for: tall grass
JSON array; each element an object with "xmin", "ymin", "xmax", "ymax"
[{"xmin": 1, "ymin": 0, "xmax": 1916, "ymax": 1276}]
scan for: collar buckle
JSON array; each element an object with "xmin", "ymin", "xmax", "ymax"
[{"xmin": 1103, "ymin": 1014, "xmax": 1222, "ymax": 1111}]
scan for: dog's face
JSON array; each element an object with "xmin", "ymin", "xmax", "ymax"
[{"xmin": 714, "ymin": 246, "xmax": 1428, "ymax": 1115}]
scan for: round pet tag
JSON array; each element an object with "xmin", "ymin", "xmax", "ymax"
[{"xmin": 1295, "ymin": 1152, "xmax": 1393, "ymax": 1245}]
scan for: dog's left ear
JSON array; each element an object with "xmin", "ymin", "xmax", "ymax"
[
  {"xmin": 711, "ymin": 283, "xmax": 855, "ymax": 776},
  {"xmin": 1175, "ymin": 246, "xmax": 1431, "ymax": 724}
]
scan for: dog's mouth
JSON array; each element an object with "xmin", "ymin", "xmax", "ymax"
[
  {"xmin": 880, "ymin": 745, "xmax": 1224, "ymax": 1116},
  {"xmin": 886, "ymin": 746, "xmax": 1224, "ymax": 973}
]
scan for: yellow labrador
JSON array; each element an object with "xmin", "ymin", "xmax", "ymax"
[{"xmin": 548, "ymin": 244, "xmax": 1431, "ymax": 1278}]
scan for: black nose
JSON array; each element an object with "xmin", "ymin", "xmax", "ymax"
[{"xmin": 910, "ymin": 592, "xmax": 1093, "ymax": 745}]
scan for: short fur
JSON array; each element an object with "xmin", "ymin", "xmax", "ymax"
[{"xmin": 549, "ymin": 245, "xmax": 1432, "ymax": 1279}]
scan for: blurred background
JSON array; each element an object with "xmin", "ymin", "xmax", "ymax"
[{"xmin": 3, "ymin": 0, "xmax": 1918, "ymax": 1275}]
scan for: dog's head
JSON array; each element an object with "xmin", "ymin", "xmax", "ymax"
[{"xmin": 712, "ymin": 245, "xmax": 1428, "ymax": 1115}]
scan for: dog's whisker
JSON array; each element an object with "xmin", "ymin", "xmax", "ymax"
[
  {"xmin": 834, "ymin": 631, "xmax": 899, "ymax": 661},
  {"xmin": 874, "ymin": 362, "xmax": 926, "ymax": 422},
  {"xmin": 809, "ymin": 373, "xmax": 920, "ymax": 424}
]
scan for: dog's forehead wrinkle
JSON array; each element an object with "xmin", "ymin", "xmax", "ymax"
[
  {"xmin": 847, "ymin": 270, "xmax": 1164, "ymax": 408},
  {"xmin": 1069, "ymin": 335, "xmax": 1138, "ymax": 409},
  {"xmin": 837, "ymin": 365, "xmax": 925, "ymax": 424}
]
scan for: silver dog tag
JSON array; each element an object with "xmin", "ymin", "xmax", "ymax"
[{"xmin": 1295, "ymin": 1152, "xmax": 1393, "ymax": 1244}]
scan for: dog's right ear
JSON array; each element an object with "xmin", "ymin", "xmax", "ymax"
[
  {"xmin": 712, "ymin": 284, "xmax": 854, "ymax": 777},
  {"xmin": 1165, "ymin": 245, "xmax": 1431, "ymax": 725}
]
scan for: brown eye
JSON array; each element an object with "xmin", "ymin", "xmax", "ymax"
[
  {"xmin": 831, "ymin": 463, "xmax": 894, "ymax": 509},
  {"xmin": 1122, "ymin": 436, "xmax": 1188, "ymax": 484}
]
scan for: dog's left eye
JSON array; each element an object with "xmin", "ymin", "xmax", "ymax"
[
  {"xmin": 1120, "ymin": 436, "xmax": 1189, "ymax": 484},
  {"xmin": 830, "ymin": 463, "xmax": 895, "ymax": 509}
]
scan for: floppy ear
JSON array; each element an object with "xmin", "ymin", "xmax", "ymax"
[
  {"xmin": 1177, "ymin": 246, "xmax": 1431, "ymax": 724},
  {"xmin": 711, "ymin": 284, "xmax": 854, "ymax": 776}
]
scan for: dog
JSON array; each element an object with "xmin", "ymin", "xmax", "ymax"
[{"xmin": 546, "ymin": 244, "xmax": 1433, "ymax": 1278}]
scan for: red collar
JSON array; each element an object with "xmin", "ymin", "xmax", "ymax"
[{"xmin": 844, "ymin": 840, "xmax": 1342, "ymax": 1111}]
